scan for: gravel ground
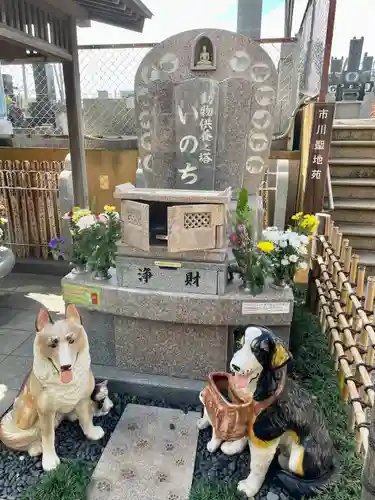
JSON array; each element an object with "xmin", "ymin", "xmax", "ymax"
[
  {"xmin": 0, "ymin": 395, "xmax": 290, "ymax": 500},
  {"xmin": 193, "ymin": 426, "xmax": 291, "ymax": 500},
  {"xmin": 0, "ymin": 394, "xmax": 198, "ymax": 500}
]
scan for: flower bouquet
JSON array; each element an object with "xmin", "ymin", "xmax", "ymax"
[
  {"xmin": 63, "ymin": 207, "xmax": 97, "ymax": 273},
  {"xmin": 290, "ymin": 212, "xmax": 319, "ymax": 237},
  {"xmin": 262, "ymin": 227, "xmax": 309, "ymax": 288},
  {"xmin": 88, "ymin": 205, "xmax": 121, "ymax": 280},
  {"xmin": 229, "ymin": 188, "xmax": 273, "ymax": 295}
]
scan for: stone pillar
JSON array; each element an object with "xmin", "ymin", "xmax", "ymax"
[
  {"xmin": 237, "ymin": 0, "xmax": 263, "ymax": 39},
  {"xmin": 62, "ymin": 16, "xmax": 88, "ymax": 208},
  {"xmin": 58, "ymin": 153, "xmax": 74, "ymax": 261},
  {"xmin": 275, "ymin": 41, "xmax": 300, "ymax": 135}
]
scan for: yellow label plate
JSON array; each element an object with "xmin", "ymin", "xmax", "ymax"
[{"xmin": 154, "ymin": 261, "xmax": 182, "ymax": 268}]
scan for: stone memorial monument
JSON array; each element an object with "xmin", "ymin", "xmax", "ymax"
[{"xmin": 62, "ymin": 29, "xmax": 294, "ymax": 382}]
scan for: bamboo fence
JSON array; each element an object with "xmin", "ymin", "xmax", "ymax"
[
  {"xmin": 308, "ymin": 212, "xmax": 375, "ymax": 455},
  {"xmin": 0, "ymin": 160, "xmax": 64, "ymax": 259}
]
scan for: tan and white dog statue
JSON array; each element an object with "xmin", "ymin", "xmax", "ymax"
[{"xmin": 0, "ymin": 304, "xmax": 105, "ymax": 471}]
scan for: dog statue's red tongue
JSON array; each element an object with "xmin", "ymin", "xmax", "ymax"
[
  {"xmin": 60, "ymin": 370, "xmax": 72, "ymax": 384},
  {"xmin": 233, "ymin": 374, "xmax": 251, "ymax": 389}
]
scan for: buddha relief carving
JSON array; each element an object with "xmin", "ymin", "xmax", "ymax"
[{"xmin": 192, "ymin": 36, "xmax": 216, "ymax": 71}]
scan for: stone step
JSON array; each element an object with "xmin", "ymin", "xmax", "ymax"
[
  {"xmin": 327, "ymin": 199, "xmax": 375, "ymax": 224},
  {"xmin": 331, "ymin": 178, "xmax": 375, "ymax": 199},
  {"xmin": 332, "ymin": 122, "xmax": 375, "ymax": 141},
  {"xmin": 336, "ymin": 223, "xmax": 375, "ymax": 251},
  {"xmin": 329, "ymin": 158, "xmax": 375, "ymax": 179},
  {"xmin": 330, "ymin": 140, "xmax": 375, "ymax": 159},
  {"xmin": 88, "ymin": 404, "xmax": 200, "ymax": 500}
]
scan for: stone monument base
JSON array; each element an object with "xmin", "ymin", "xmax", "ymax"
[{"xmin": 62, "ymin": 271, "xmax": 293, "ymax": 381}]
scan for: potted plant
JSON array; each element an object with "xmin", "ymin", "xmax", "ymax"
[
  {"xmin": 63, "ymin": 207, "xmax": 97, "ymax": 274},
  {"xmin": 262, "ymin": 227, "xmax": 309, "ymax": 289},
  {"xmin": 89, "ymin": 205, "xmax": 121, "ymax": 280},
  {"xmin": 229, "ymin": 188, "xmax": 273, "ymax": 295}
]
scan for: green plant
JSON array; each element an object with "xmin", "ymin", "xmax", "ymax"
[
  {"xmin": 229, "ymin": 188, "xmax": 272, "ymax": 295},
  {"xmin": 21, "ymin": 460, "xmax": 93, "ymax": 500}
]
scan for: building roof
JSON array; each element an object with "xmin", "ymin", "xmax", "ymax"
[{"xmin": 76, "ymin": 0, "xmax": 153, "ymax": 32}]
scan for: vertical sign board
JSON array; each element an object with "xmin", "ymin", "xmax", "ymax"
[{"xmin": 303, "ymin": 102, "xmax": 335, "ymax": 214}]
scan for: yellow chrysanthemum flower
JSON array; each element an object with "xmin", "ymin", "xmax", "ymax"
[
  {"xmin": 104, "ymin": 205, "xmax": 116, "ymax": 213},
  {"xmin": 257, "ymin": 241, "xmax": 274, "ymax": 252},
  {"xmin": 291, "ymin": 212, "xmax": 303, "ymax": 221}
]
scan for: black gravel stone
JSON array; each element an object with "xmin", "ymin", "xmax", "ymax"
[
  {"xmin": 0, "ymin": 393, "xmax": 199, "ymax": 500},
  {"xmin": 192, "ymin": 427, "xmax": 292, "ymax": 500}
]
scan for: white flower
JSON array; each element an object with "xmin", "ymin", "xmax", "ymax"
[
  {"xmin": 281, "ymin": 258, "xmax": 289, "ymax": 266},
  {"xmin": 299, "ymin": 261, "xmax": 308, "ymax": 269},
  {"xmin": 76, "ymin": 214, "xmax": 96, "ymax": 231},
  {"xmin": 279, "ymin": 240, "xmax": 288, "ymax": 248},
  {"xmin": 289, "ymin": 254, "xmax": 298, "ymax": 263},
  {"xmin": 0, "ymin": 228, "xmax": 3, "ymax": 239}
]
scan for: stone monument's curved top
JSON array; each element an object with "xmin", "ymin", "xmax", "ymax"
[{"xmin": 135, "ymin": 29, "xmax": 277, "ymax": 195}]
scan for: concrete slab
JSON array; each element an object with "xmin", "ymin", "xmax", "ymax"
[
  {"xmin": 10, "ymin": 335, "xmax": 34, "ymax": 357},
  {"xmin": 0, "ymin": 388, "xmax": 17, "ymax": 417},
  {"xmin": 89, "ymin": 404, "xmax": 200, "ymax": 500},
  {"xmin": 0, "ymin": 355, "xmax": 32, "ymax": 390},
  {"xmin": 92, "ymin": 365, "xmax": 203, "ymax": 408},
  {"xmin": 2, "ymin": 310, "xmax": 36, "ymax": 331},
  {"xmin": 0, "ymin": 329, "xmax": 32, "ymax": 355}
]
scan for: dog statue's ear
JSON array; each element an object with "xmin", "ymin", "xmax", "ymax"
[
  {"xmin": 35, "ymin": 308, "xmax": 53, "ymax": 332},
  {"xmin": 271, "ymin": 341, "xmax": 292, "ymax": 370},
  {"xmin": 65, "ymin": 303, "xmax": 82, "ymax": 325}
]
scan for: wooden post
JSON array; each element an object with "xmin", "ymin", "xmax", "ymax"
[
  {"xmin": 62, "ymin": 16, "xmax": 88, "ymax": 208},
  {"xmin": 302, "ymin": 103, "xmax": 335, "ymax": 214},
  {"xmin": 362, "ymin": 407, "xmax": 375, "ymax": 499}
]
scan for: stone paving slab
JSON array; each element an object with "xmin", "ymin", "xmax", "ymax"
[
  {"xmin": 0, "ymin": 388, "xmax": 17, "ymax": 417},
  {"xmin": 89, "ymin": 404, "xmax": 200, "ymax": 500},
  {"xmin": 0, "ymin": 329, "xmax": 31, "ymax": 355}
]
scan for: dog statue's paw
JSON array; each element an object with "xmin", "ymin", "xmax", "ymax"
[
  {"xmin": 28, "ymin": 442, "xmax": 42, "ymax": 457},
  {"xmin": 42, "ymin": 452, "xmax": 60, "ymax": 472},
  {"xmin": 221, "ymin": 438, "xmax": 247, "ymax": 456},
  {"xmin": 85, "ymin": 425, "xmax": 105, "ymax": 441},
  {"xmin": 197, "ymin": 417, "xmax": 210, "ymax": 430},
  {"xmin": 207, "ymin": 438, "xmax": 222, "ymax": 453},
  {"xmin": 237, "ymin": 479, "xmax": 256, "ymax": 499}
]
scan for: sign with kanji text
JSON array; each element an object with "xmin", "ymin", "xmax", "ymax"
[{"xmin": 303, "ymin": 102, "xmax": 335, "ymax": 214}]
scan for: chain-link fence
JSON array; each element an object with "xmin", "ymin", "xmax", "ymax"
[
  {"xmin": 2, "ymin": 41, "xmax": 297, "ymax": 138},
  {"xmin": 1, "ymin": 9, "xmax": 332, "ymax": 141},
  {"xmin": 298, "ymin": 0, "xmax": 330, "ymax": 98},
  {"xmin": 1, "ymin": 43, "xmax": 153, "ymax": 138}
]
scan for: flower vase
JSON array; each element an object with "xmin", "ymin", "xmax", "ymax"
[
  {"xmin": 93, "ymin": 269, "xmax": 111, "ymax": 281},
  {"xmin": 51, "ymin": 250, "xmax": 60, "ymax": 261},
  {"xmin": 240, "ymin": 278, "xmax": 263, "ymax": 296},
  {"xmin": 71, "ymin": 263, "xmax": 87, "ymax": 275},
  {"xmin": 271, "ymin": 276, "xmax": 289, "ymax": 290}
]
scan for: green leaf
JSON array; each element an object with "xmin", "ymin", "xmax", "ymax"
[{"xmin": 236, "ymin": 187, "xmax": 249, "ymax": 213}]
